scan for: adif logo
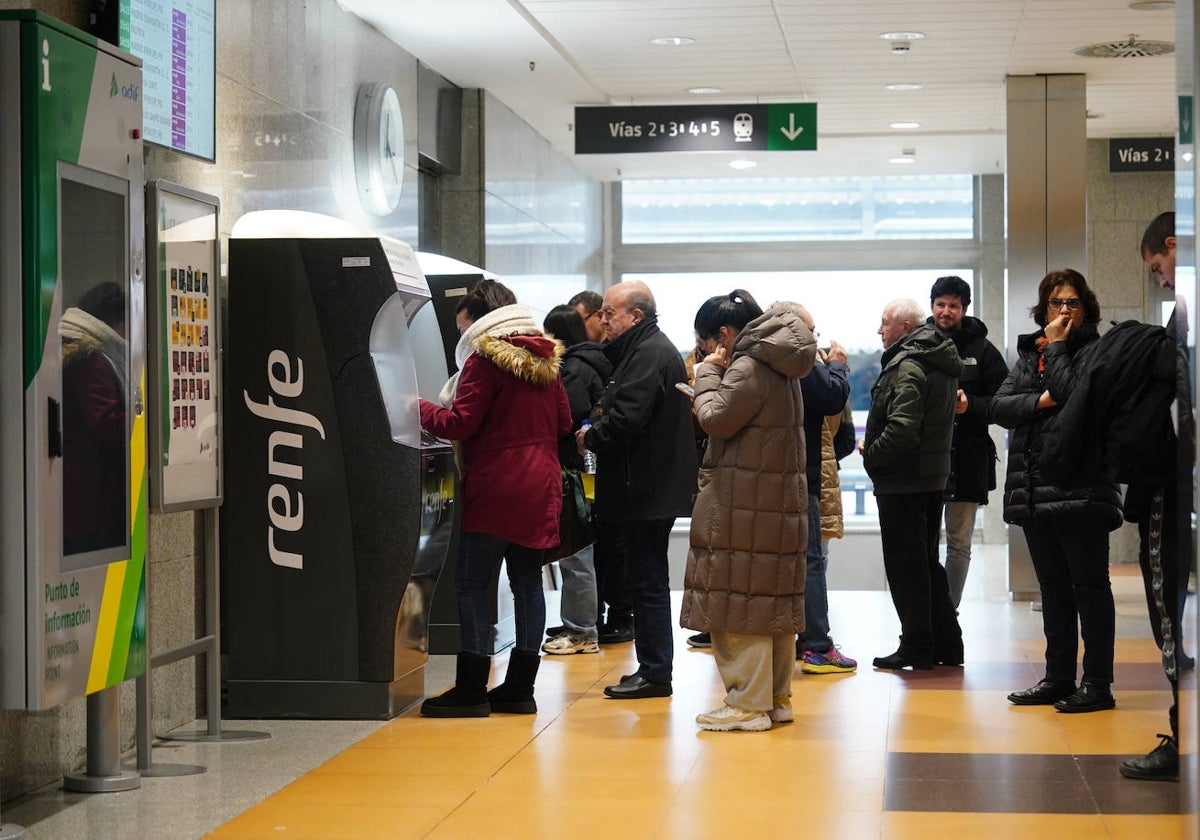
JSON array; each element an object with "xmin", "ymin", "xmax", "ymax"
[
  {"xmin": 243, "ymin": 350, "xmax": 326, "ymax": 570},
  {"xmin": 110, "ymin": 72, "xmax": 140, "ymax": 101}
]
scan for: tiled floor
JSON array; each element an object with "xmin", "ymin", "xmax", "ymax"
[{"xmin": 3, "ymin": 544, "xmax": 1196, "ymax": 839}]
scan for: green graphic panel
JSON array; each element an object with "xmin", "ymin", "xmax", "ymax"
[
  {"xmin": 22, "ymin": 22, "xmax": 98, "ymax": 385},
  {"xmin": 766, "ymin": 103, "xmax": 818, "ymax": 151}
]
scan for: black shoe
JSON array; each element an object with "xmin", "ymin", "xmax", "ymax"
[
  {"xmin": 936, "ymin": 645, "xmax": 965, "ymax": 667},
  {"xmin": 1120, "ymin": 734, "xmax": 1180, "ymax": 782},
  {"xmin": 598, "ymin": 624, "xmax": 634, "ymax": 644},
  {"xmin": 1054, "ymin": 681, "xmax": 1115, "ymax": 713},
  {"xmin": 872, "ymin": 650, "xmax": 933, "ymax": 671},
  {"xmin": 544, "ymin": 625, "xmax": 565, "ymax": 639},
  {"xmin": 603, "ymin": 675, "xmax": 672, "ymax": 699},
  {"xmin": 1179, "ymin": 650, "xmax": 1195, "ymax": 672},
  {"xmin": 687, "ymin": 633, "xmax": 711, "ymax": 648},
  {"xmin": 1007, "ymin": 678, "xmax": 1076, "ymax": 706}
]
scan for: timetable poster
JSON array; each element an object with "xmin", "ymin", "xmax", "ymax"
[{"xmin": 152, "ymin": 185, "xmax": 221, "ymax": 509}]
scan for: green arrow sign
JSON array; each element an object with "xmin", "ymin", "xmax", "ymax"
[{"xmin": 766, "ymin": 104, "xmax": 817, "ymax": 151}]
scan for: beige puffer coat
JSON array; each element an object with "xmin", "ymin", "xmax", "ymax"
[
  {"xmin": 679, "ymin": 302, "xmax": 817, "ymax": 636},
  {"xmin": 819, "ymin": 411, "xmax": 845, "ymax": 540}
]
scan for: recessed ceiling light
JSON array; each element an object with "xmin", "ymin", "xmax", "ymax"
[
  {"xmin": 729, "ymin": 159, "xmax": 757, "ymax": 170},
  {"xmin": 650, "ymin": 36, "xmax": 694, "ymax": 46},
  {"xmin": 687, "ymin": 87, "xmax": 722, "ymax": 94},
  {"xmin": 885, "ymin": 82, "xmax": 923, "ymax": 91},
  {"xmin": 879, "ymin": 31, "xmax": 925, "ymax": 41},
  {"xmin": 890, "ymin": 121, "xmax": 921, "ymax": 129}
]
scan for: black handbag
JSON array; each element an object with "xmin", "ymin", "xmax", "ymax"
[{"xmin": 546, "ymin": 470, "xmax": 596, "ymax": 563}]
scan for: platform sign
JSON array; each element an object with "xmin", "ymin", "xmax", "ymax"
[
  {"xmin": 1108, "ymin": 137, "xmax": 1174, "ymax": 172},
  {"xmin": 574, "ymin": 103, "xmax": 817, "ymax": 154}
]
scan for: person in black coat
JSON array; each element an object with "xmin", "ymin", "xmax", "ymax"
[
  {"xmin": 541, "ymin": 305, "xmax": 613, "ymax": 655},
  {"xmin": 989, "ymin": 269, "xmax": 1123, "ymax": 714},
  {"xmin": 578, "ymin": 281, "xmax": 699, "ymax": 698},
  {"xmin": 926, "ymin": 275, "xmax": 1009, "ymax": 608}
]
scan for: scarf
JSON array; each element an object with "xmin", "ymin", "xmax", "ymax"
[
  {"xmin": 1034, "ymin": 335, "xmax": 1049, "ymax": 373},
  {"xmin": 438, "ymin": 303, "xmax": 541, "ymax": 406}
]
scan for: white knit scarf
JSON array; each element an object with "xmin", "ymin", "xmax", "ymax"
[{"xmin": 438, "ymin": 303, "xmax": 541, "ymax": 406}]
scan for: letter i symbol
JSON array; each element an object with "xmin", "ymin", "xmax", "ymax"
[{"xmin": 41, "ymin": 39, "xmax": 51, "ymax": 91}]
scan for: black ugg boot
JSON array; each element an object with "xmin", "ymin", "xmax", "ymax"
[
  {"xmin": 487, "ymin": 650, "xmax": 541, "ymax": 714},
  {"xmin": 420, "ymin": 652, "xmax": 491, "ymax": 718}
]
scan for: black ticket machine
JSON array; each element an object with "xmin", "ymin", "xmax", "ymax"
[{"xmin": 221, "ymin": 211, "xmax": 455, "ymax": 718}]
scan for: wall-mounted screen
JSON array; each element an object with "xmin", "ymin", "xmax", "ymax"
[{"xmin": 116, "ymin": 0, "xmax": 216, "ymax": 162}]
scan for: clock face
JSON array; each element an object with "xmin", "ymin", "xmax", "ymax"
[{"xmin": 353, "ymin": 83, "xmax": 405, "ymax": 216}]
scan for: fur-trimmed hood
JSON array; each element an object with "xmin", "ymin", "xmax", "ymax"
[
  {"xmin": 439, "ymin": 303, "xmax": 562, "ymax": 405},
  {"xmin": 475, "ymin": 332, "xmax": 563, "ymax": 386}
]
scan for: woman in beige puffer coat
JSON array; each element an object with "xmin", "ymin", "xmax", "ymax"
[{"xmin": 680, "ymin": 293, "xmax": 817, "ymax": 731}]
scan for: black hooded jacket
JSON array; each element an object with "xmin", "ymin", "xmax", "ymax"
[{"xmin": 558, "ymin": 341, "xmax": 612, "ymax": 470}]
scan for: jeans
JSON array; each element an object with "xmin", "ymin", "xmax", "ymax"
[
  {"xmin": 619, "ymin": 518, "xmax": 675, "ymax": 684},
  {"xmin": 943, "ymin": 501, "xmax": 978, "ymax": 608},
  {"xmin": 802, "ymin": 493, "xmax": 832, "ymax": 653},
  {"xmin": 558, "ymin": 543, "xmax": 598, "ymax": 640},
  {"xmin": 1021, "ymin": 514, "xmax": 1115, "ymax": 684},
  {"xmin": 876, "ymin": 491, "xmax": 962, "ymax": 661},
  {"xmin": 455, "ymin": 531, "xmax": 546, "ymax": 656}
]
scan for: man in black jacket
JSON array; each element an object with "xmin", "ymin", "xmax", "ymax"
[
  {"xmin": 927, "ymin": 276, "xmax": 1009, "ymax": 607},
  {"xmin": 579, "ymin": 281, "xmax": 699, "ymax": 698},
  {"xmin": 863, "ymin": 298, "xmax": 964, "ymax": 670}
]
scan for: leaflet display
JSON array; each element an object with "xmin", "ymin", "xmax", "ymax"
[{"xmin": 147, "ymin": 181, "xmax": 221, "ymax": 511}]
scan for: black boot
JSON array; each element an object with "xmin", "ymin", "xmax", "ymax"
[
  {"xmin": 1053, "ymin": 679, "xmax": 1116, "ymax": 713},
  {"xmin": 488, "ymin": 650, "xmax": 541, "ymax": 714},
  {"xmin": 1119, "ymin": 734, "xmax": 1179, "ymax": 782},
  {"xmin": 421, "ymin": 652, "xmax": 491, "ymax": 718}
]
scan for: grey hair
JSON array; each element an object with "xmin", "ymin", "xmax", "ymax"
[
  {"xmin": 884, "ymin": 297, "xmax": 924, "ymax": 328},
  {"xmin": 625, "ymin": 287, "xmax": 657, "ymax": 318}
]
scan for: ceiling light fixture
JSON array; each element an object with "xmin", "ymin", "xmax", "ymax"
[
  {"xmin": 879, "ymin": 31, "xmax": 925, "ymax": 41},
  {"xmin": 1129, "ymin": 0, "xmax": 1174, "ymax": 10},
  {"xmin": 885, "ymin": 82, "xmax": 923, "ymax": 91},
  {"xmin": 729, "ymin": 159, "xmax": 757, "ymax": 170},
  {"xmin": 650, "ymin": 36, "xmax": 694, "ymax": 46},
  {"xmin": 890, "ymin": 121, "xmax": 921, "ymax": 129},
  {"xmin": 888, "ymin": 148, "xmax": 917, "ymax": 164},
  {"xmin": 687, "ymin": 87, "xmax": 722, "ymax": 94}
]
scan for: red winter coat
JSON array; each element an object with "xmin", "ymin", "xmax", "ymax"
[{"xmin": 420, "ymin": 333, "xmax": 572, "ymax": 549}]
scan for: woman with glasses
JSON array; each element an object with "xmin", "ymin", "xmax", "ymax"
[{"xmin": 989, "ymin": 269, "xmax": 1123, "ymax": 713}]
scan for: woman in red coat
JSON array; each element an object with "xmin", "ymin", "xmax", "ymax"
[{"xmin": 420, "ymin": 280, "xmax": 572, "ymax": 718}]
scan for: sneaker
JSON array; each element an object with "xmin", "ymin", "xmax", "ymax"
[
  {"xmin": 801, "ymin": 646, "xmax": 858, "ymax": 674},
  {"xmin": 768, "ymin": 695, "xmax": 793, "ymax": 724},
  {"xmin": 1120, "ymin": 734, "xmax": 1180, "ymax": 782},
  {"xmin": 544, "ymin": 624, "xmax": 565, "ymax": 639},
  {"xmin": 687, "ymin": 632, "xmax": 712, "ymax": 648},
  {"xmin": 695, "ymin": 703, "xmax": 772, "ymax": 732},
  {"xmin": 541, "ymin": 633, "xmax": 600, "ymax": 655}
]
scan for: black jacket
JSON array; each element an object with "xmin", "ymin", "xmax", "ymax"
[
  {"xmin": 584, "ymin": 316, "xmax": 699, "ymax": 523},
  {"xmin": 558, "ymin": 341, "xmax": 612, "ymax": 469},
  {"xmin": 800, "ymin": 359, "xmax": 850, "ymax": 488},
  {"xmin": 988, "ymin": 323, "xmax": 1122, "ymax": 529},
  {"xmin": 864, "ymin": 324, "xmax": 963, "ymax": 494},
  {"xmin": 929, "ymin": 315, "xmax": 1009, "ymax": 504}
]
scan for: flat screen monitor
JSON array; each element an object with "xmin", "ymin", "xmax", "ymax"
[{"xmin": 110, "ymin": 0, "xmax": 217, "ymax": 162}]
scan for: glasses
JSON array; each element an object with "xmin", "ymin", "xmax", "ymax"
[
  {"xmin": 600, "ymin": 306, "xmax": 624, "ymax": 319},
  {"xmin": 1048, "ymin": 298, "xmax": 1082, "ymax": 311}
]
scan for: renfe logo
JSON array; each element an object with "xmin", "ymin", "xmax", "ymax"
[{"xmin": 243, "ymin": 350, "xmax": 326, "ymax": 570}]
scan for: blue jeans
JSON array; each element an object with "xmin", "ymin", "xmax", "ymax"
[
  {"xmin": 942, "ymin": 501, "xmax": 977, "ymax": 608},
  {"xmin": 619, "ymin": 518, "xmax": 675, "ymax": 684},
  {"xmin": 455, "ymin": 531, "xmax": 546, "ymax": 656},
  {"xmin": 802, "ymin": 493, "xmax": 832, "ymax": 653},
  {"xmin": 558, "ymin": 544, "xmax": 598, "ymax": 640}
]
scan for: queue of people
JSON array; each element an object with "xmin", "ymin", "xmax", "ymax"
[{"xmin": 414, "ymin": 249, "xmax": 1187, "ymax": 782}]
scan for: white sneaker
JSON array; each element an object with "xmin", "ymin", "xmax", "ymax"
[
  {"xmin": 541, "ymin": 633, "xmax": 600, "ymax": 655},
  {"xmin": 768, "ymin": 695, "xmax": 794, "ymax": 724},
  {"xmin": 695, "ymin": 704, "xmax": 772, "ymax": 732}
]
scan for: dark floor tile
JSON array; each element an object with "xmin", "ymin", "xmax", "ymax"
[
  {"xmin": 1114, "ymin": 660, "xmax": 1181, "ymax": 690},
  {"xmin": 885, "ymin": 777, "xmax": 1098, "ymax": 813},
  {"xmin": 887, "ymin": 751, "xmax": 1077, "ymax": 781},
  {"xmin": 883, "ymin": 660, "xmax": 1040, "ymax": 691},
  {"xmin": 1085, "ymin": 779, "xmax": 1184, "ymax": 814}
]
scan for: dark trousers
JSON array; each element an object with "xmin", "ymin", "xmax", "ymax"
[
  {"xmin": 456, "ymin": 532, "xmax": 546, "ymax": 656},
  {"xmin": 617, "ymin": 518, "xmax": 675, "ymax": 684},
  {"xmin": 1136, "ymin": 482, "xmax": 1188, "ymax": 738},
  {"xmin": 876, "ymin": 491, "xmax": 962, "ymax": 662},
  {"xmin": 1021, "ymin": 514, "xmax": 1115, "ymax": 685},
  {"xmin": 594, "ymin": 521, "xmax": 633, "ymax": 626}
]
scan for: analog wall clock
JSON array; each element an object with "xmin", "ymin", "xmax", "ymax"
[{"xmin": 353, "ymin": 82, "xmax": 404, "ymax": 216}]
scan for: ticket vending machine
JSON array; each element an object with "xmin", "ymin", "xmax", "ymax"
[
  {"xmin": 222, "ymin": 212, "xmax": 455, "ymax": 719},
  {"xmin": 0, "ymin": 11, "xmax": 146, "ymax": 793}
]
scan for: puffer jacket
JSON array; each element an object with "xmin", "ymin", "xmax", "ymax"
[
  {"xmin": 863, "ymin": 324, "xmax": 964, "ymax": 494},
  {"xmin": 557, "ymin": 341, "xmax": 612, "ymax": 469},
  {"xmin": 420, "ymin": 332, "xmax": 573, "ymax": 548},
  {"xmin": 988, "ymin": 323, "xmax": 1123, "ymax": 529},
  {"xmin": 819, "ymin": 405, "xmax": 850, "ymax": 540},
  {"xmin": 679, "ymin": 302, "xmax": 816, "ymax": 636}
]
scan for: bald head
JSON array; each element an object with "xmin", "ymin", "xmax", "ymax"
[{"xmin": 601, "ymin": 281, "xmax": 657, "ymax": 340}]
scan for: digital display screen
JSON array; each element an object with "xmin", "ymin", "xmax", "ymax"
[{"xmin": 118, "ymin": 0, "xmax": 216, "ymax": 162}]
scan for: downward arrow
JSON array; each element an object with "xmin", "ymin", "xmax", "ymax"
[{"xmin": 781, "ymin": 113, "xmax": 804, "ymax": 141}]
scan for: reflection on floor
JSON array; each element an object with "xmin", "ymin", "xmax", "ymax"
[{"xmin": 2, "ymin": 545, "xmax": 1195, "ymax": 839}]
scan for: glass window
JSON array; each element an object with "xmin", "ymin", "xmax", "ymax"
[{"xmin": 621, "ymin": 175, "xmax": 974, "ymax": 243}]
